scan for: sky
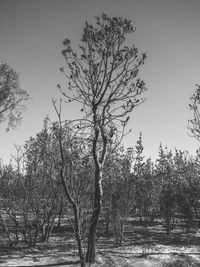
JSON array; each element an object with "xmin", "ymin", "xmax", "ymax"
[{"xmin": 0, "ymin": 0, "xmax": 200, "ymax": 163}]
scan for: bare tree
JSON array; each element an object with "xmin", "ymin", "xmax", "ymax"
[
  {"xmin": 59, "ymin": 13, "xmax": 147, "ymax": 263},
  {"xmin": 52, "ymin": 105, "xmax": 87, "ymax": 267}
]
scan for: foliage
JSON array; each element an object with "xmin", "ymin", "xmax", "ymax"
[{"xmin": 0, "ymin": 62, "xmax": 29, "ymax": 130}]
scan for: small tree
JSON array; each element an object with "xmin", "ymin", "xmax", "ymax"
[
  {"xmin": 59, "ymin": 13, "xmax": 147, "ymax": 263},
  {"xmin": 174, "ymin": 150, "xmax": 199, "ymax": 232},
  {"xmin": 110, "ymin": 146, "xmax": 134, "ymax": 246},
  {"xmin": 133, "ymin": 132, "xmax": 145, "ymax": 223},
  {"xmin": 156, "ymin": 145, "xmax": 175, "ymax": 235},
  {"xmin": 24, "ymin": 123, "xmax": 62, "ymax": 244},
  {"xmin": 0, "ymin": 62, "xmax": 29, "ymax": 130},
  {"xmin": 135, "ymin": 158, "xmax": 158, "ymax": 228}
]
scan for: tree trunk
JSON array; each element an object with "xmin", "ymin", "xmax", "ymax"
[
  {"xmin": 119, "ymin": 219, "xmax": 124, "ymax": 246},
  {"xmin": 85, "ymin": 125, "xmax": 106, "ymax": 263},
  {"xmin": 85, "ymin": 169, "xmax": 102, "ymax": 263},
  {"xmin": 57, "ymin": 197, "xmax": 63, "ymax": 227},
  {"xmin": 113, "ymin": 208, "xmax": 121, "ymax": 247},
  {"xmin": 70, "ymin": 203, "xmax": 84, "ymax": 267},
  {"xmin": 105, "ymin": 212, "xmax": 110, "ymax": 235},
  {"xmin": 166, "ymin": 216, "xmax": 170, "ymax": 236}
]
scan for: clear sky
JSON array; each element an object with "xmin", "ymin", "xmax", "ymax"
[{"xmin": 0, "ymin": 0, "xmax": 200, "ymax": 162}]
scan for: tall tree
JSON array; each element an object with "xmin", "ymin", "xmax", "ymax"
[
  {"xmin": 59, "ymin": 13, "xmax": 147, "ymax": 263},
  {"xmin": 0, "ymin": 62, "xmax": 29, "ymax": 130}
]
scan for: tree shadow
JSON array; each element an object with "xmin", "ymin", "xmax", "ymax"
[
  {"xmin": 11, "ymin": 260, "xmax": 81, "ymax": 267},
  {"xmin": 122, "ymin": 226, "xmax": 200, "ymax": 247},
  {"xmin": 0, "ymin": 235, "xmax": 80, "ymax": 267},
  {"xmin": 163, "ymin": 254, "xmax": 200, "ymax": 267}
]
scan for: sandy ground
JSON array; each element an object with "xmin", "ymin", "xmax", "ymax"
[
  {"xmin": 1, "ymin": 242, "xmax": 200, "ymax": 267},
  {"xmin": 1, "ymin": 224, "xmax": 200, "ymax": 267}
]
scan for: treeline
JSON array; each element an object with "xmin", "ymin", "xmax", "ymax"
[{"xmin": 1, "ymin": 121, "xmax": 200, "ymax": 249}]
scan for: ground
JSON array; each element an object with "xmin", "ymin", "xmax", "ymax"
[{"xmin": 1, "ymin": 222, "xmax": 200, "ymax": 266}]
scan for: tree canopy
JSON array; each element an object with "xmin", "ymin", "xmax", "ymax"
[{"xmin": 0, "ymin": 62, "xmax": 29, "ymax": 130}]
